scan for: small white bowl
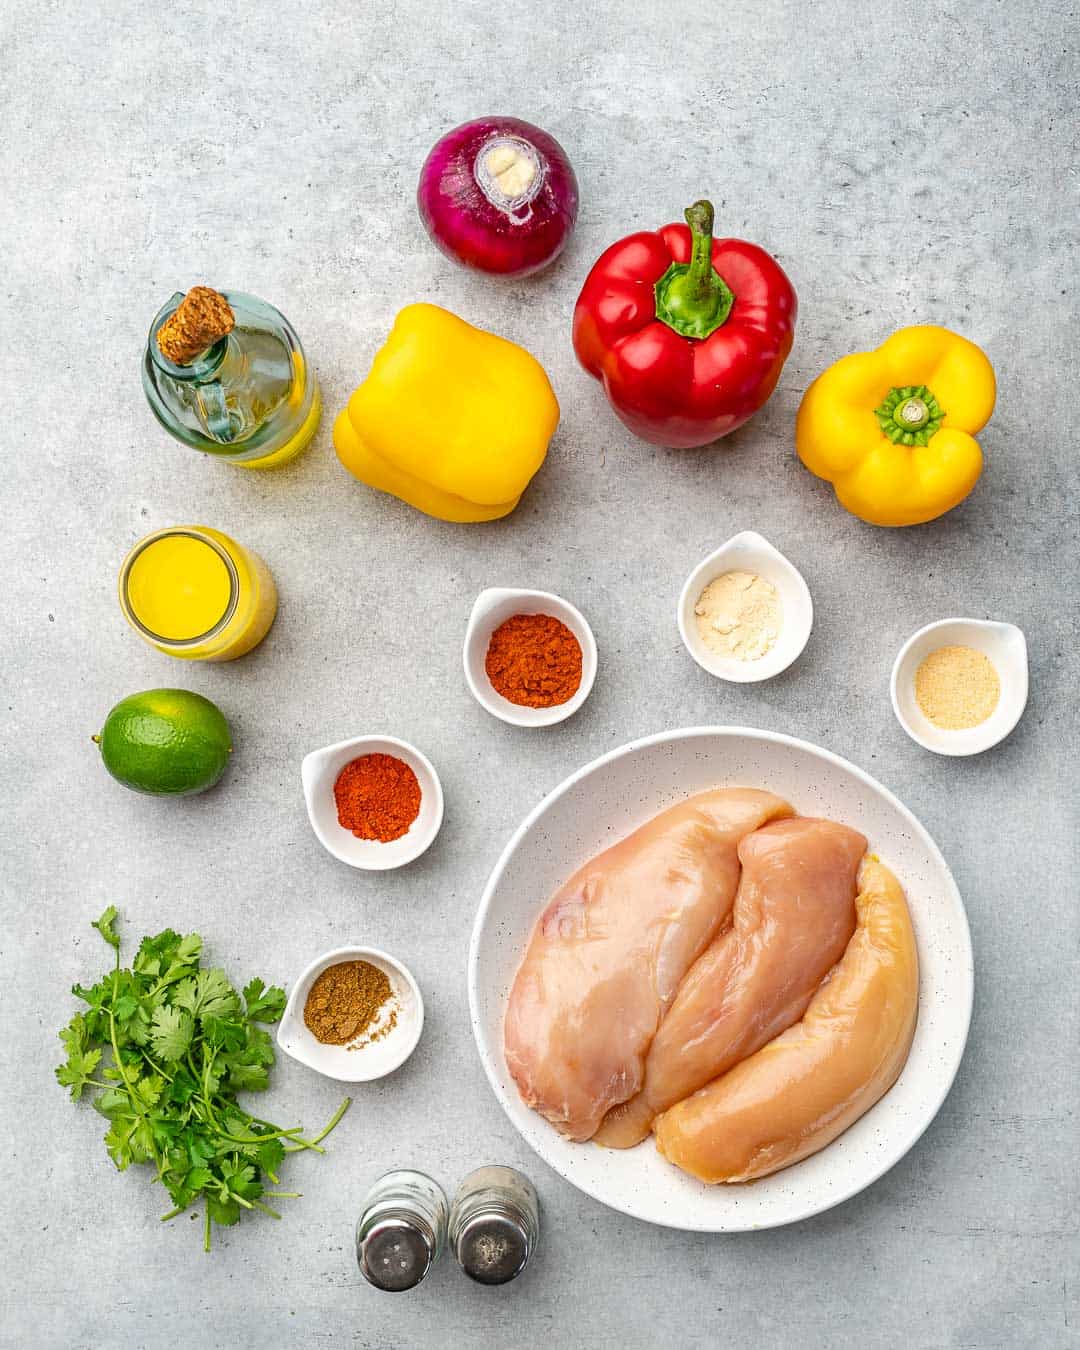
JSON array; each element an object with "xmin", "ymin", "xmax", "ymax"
[
  {"xmin": 891, "ymin": 618, "xmax": 1028, "ymax": 756},
  {"xmin": 301, "ymin": 735, "xmax": 444, "ymax": 869},
  {"xmin": 678, "ymin": 531, "xmax": 813, "ymax": 682},
  {"xmin": 277, "ymin": 945, "xmax": 424, "ymax": 1082},
  {"xmin": 463, "ymin": 587, "xmax": 598, "ymax": 727}
]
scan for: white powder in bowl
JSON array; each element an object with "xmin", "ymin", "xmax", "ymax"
[{"xmin": 693, "ymin": 571, "xmax": 782, "ymax": 662}]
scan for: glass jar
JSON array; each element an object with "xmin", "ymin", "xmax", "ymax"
[
  {"xmin": 355, "ymin": 1170, "xmax": 448, "ymax": 1293},
  {"xmin": 448, "ymin": 1165, "xmax": 539, "ymax": 1285},
  {"xmin": 119, "ymin": 526, "xmax": 277, "ymax": 661},
  {"xmin": 142, "ymin": 290, "xmax": 320, "ymax": 468}
]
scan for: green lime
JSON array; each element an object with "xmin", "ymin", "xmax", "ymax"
[{"xmin": 95, "ymin": 689, "xmax": 233, "ymax": 797}]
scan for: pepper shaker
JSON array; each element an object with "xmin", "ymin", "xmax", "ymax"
[
  {"xmin": 449, "ymin": 1165, "xmax": 539, "ymax": 1285},
  {"xmin": 356, "ymin": 1170, "xmax": 448, "ymax": 1292}
]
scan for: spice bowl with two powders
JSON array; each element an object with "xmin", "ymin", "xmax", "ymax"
[
  {"xmin": 277, "ymin": 945, "xmax": 425, "ymax": 1082},
  {"xmin": 463, "ymin": 586, "xmax": 598, "ymax": 727}
]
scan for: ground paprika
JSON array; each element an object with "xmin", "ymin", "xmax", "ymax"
[
  {"xmin": 485, "ymin": 612, "xmax": 582, "ymax": 708},
  {"xmin": 334, "ymin": 753, "xmax": 421, "ymax": 842}
]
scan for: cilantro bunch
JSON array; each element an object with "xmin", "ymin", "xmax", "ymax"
[{"xmin": 57, "ymin": 908, "xmax": 350, "ymax": 1251}]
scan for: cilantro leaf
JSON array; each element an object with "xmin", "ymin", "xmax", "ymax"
[
  {"xmin": 174, "ymin": 969, "xmax": 240, "ymax": 1022},
  {"xmin": 255, "ymin": 1137, "xmax": 285, "ymax": 1176},
  {"xmin": 223, "ymin": 1062, "xmax": 270, "ymax": 1093},
  {"xmin": 91, "ymin": 906, "xmax": 120, "ymax": 950},
  {"xmin": 242, "ymin": 978, "xmax": 286, "ymax": 1023},
  {"xmin": 167, "ymin": 1068, "xmax": 198, "ymax": 1107},
  {"xmin": 55, "ymin": 1016, "xmax": 102, "ymax": 1100},
  {"xmin": 149, "ymin": 1005, "xmax": 193, "ymax": 1062},
  {"xmin": 205, "ymin": 1194, "xmax": 240, "ymax": 1227},
  {"xmin": 203, "ymin": 1014, "xmax": 246, "ymax": 1053}
]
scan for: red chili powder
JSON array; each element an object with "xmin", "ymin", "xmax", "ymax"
[
  {"xmin": 485, "ymin": 612, "xmax": 583, "ymax": 708},
  {"xmin": 333, "ymin": 753, "xmax": 421, "ymax": 842}
]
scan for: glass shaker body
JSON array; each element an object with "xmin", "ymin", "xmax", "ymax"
[
  {"xmin": 356, "ymin": 1170, "xmax": 448, "ymax": 1292},
  {"xmin": 449, "ymin": 1165, "xmax": 539, "ymax": 1285},
  {"xmin": 142, "ymin": 289, "xmax": 320, "ymax": 468}
]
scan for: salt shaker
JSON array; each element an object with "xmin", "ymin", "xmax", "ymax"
[
  {"xmin": 356, "ymin": 1170, "xmax": 448, "ymax": 1292},
  {"xmin": 449, "ymin": 1165, "xmax": 539, "ymax": 1285}
]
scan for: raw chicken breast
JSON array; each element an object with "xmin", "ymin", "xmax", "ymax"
[
  {"xmin": 654, "ymin": 856, "xmax": 918, "ymax": 1183},
  {"xmin": 595, "ymin": 816, "xmax": 864, "ymax": 1148},
  {"xmin": 504, "ymin": 788, "xmax": 792, "ymax": 1141}
]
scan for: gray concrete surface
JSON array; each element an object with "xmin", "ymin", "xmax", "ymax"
[{"xmin": 2, "ymin": 1, "xmax": 1077, "ymax": 1346}]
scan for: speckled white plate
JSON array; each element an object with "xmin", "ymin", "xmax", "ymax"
[{"xmin": 468, "ymin": 726, "xmax": 973, "ymax": 1232}]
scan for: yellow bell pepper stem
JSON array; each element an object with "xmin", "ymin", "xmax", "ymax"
[
  {"xmin": 796, "ymin": 325, "xmax": 995, "ymax": 527},
  {"xmin": 333, "ymin": 304, "xmax": 559, "ymax": 523}
]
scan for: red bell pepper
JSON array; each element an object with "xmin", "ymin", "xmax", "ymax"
[{"xmin": 572, "ymin": 200, "xmax": 797, "ymax": 448}]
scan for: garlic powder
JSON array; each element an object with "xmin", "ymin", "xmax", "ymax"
[
  {"xmin": 694, "ymin": 571, "xmax": 782, "ymax": 661},
  {"xmin": 914, "ymin": 645, "xmax": 1000, "ymax": 729}
]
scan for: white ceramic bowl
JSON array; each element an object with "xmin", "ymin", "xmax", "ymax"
[
  {"xmin": 891, "ymin": 618, "xmax": 1029, "ymax": 756},
  {"xmin": 277, "ymin": 945, "xmax": 424, "ymax": 1082},
  {"xmin": 463, "ymin": 587, "xmax": 598, "ymax": 727},
  {"xmin": 469, "ymin": 726, "xmax": 973, "ymax": 1232},
  {"xmin": 678, "ymin": 531, "xmax": 813, "ymax": 682},
  {"xmin": 301, "ymin": 735, "xmax": 444, "ymax": 869}
]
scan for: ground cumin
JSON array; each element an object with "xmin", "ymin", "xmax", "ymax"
[
  {"xmin": 485, "ymin": 612, "xmax": 582, "ymax": 708},
  {"xmin": 303, "ymin": 959, "xmax": 397, "ymax": 1046}
]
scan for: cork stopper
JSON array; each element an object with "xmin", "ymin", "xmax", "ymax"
[{"xmin": 156, "ymin": 286, "xmax": 235, "ymax": 365}]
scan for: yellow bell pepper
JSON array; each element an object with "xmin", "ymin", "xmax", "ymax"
[
  {"xmin": 796, "ymin": 325, "xmax": 996, "ymax": 526},
  {"xmin": 333, "ymin": 303, "xmax": 559, "ymax": 522}
]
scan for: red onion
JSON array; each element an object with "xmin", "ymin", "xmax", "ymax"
[{"xmin": 417, "ymin": 117, "xmax": 578, "ymax": 279}]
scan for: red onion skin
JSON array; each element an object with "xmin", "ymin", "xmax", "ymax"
[{"xmin": 417, "ymin": 117, "xmax": 578, "ymax": 279}]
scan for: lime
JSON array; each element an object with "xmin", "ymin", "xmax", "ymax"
[{"xmin": 95, "ymin": 689, "xmax": 233, "ymax": 796}]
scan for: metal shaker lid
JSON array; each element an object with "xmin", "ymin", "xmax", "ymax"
[
  {"xmin": 454, "ymin": 1208, "xmax": 531, "ymax": 1285},
  {"xmin": 359, "ymin": 1216, "xmax": 434, "ymax": 1292}
]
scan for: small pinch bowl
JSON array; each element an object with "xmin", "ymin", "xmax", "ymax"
[
  {"xmin": 678, "ymin": 531, "xmax": 813, "ymax": 683},
  {"xmin": 277, "ymin": 945, "xmax": 424, "ymax": 1082},
  {"xmin": 301, "ymin": 734, "xmax": 444, "ymax": 869},
  {"xmin": 464, "ymin": 587, "xmax": 598, "ymax": 727},
  {"xmin": 891, "ymin": 618, "xmax": 1028, "ymax": 757}
]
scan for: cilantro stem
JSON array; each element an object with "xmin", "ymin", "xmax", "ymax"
[
  {"xmin": 160, "ymin": 1206, "xmax": 186, "ymax": 1222},
  {"xmin": 251, "ymin": 1199, "xmax": 282, "ymax": 1220},
  {"xmin": 140, "ymin": 1049, "xmax": 174, "ymax": 1081},
  {"xmin": 204, "ymin": 1209, "xmax": 212, "ymax": 1253},
  {"xmin": 309, "ymin": 1096, "xmax": 351, "ymax": 1146},
  {"xmin": 282, "ymin": 1097, "xmax": 351, "ymax": 1152},
  {"xmin": 200, "ymin": 1113, "xmax": 309, "ymax": 1148}
]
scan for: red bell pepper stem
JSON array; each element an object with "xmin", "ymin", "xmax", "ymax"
[{"xmin": 653, "ymin": 199, "xmax": 735, "ymax": 340}]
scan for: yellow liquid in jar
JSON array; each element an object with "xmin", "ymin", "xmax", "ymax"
[
  {"xmin": 120, "ymin": 527, "xmax": 277, "ymax": 661},
  {"xmin": 234, "ymin": 358, "xmax": 321, "ymax": 470},
  {"xmin": 127, "ymin": 533, "xmax": 232, "ymax": 641}
]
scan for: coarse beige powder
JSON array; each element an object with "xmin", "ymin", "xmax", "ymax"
[
  {"xmin": 914, "ymin": 645, "xmax": 1001, "ymax": 729},
  {"xmin": 694, "ymin": 571, "xmax": 782, "ymax": 661}
]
